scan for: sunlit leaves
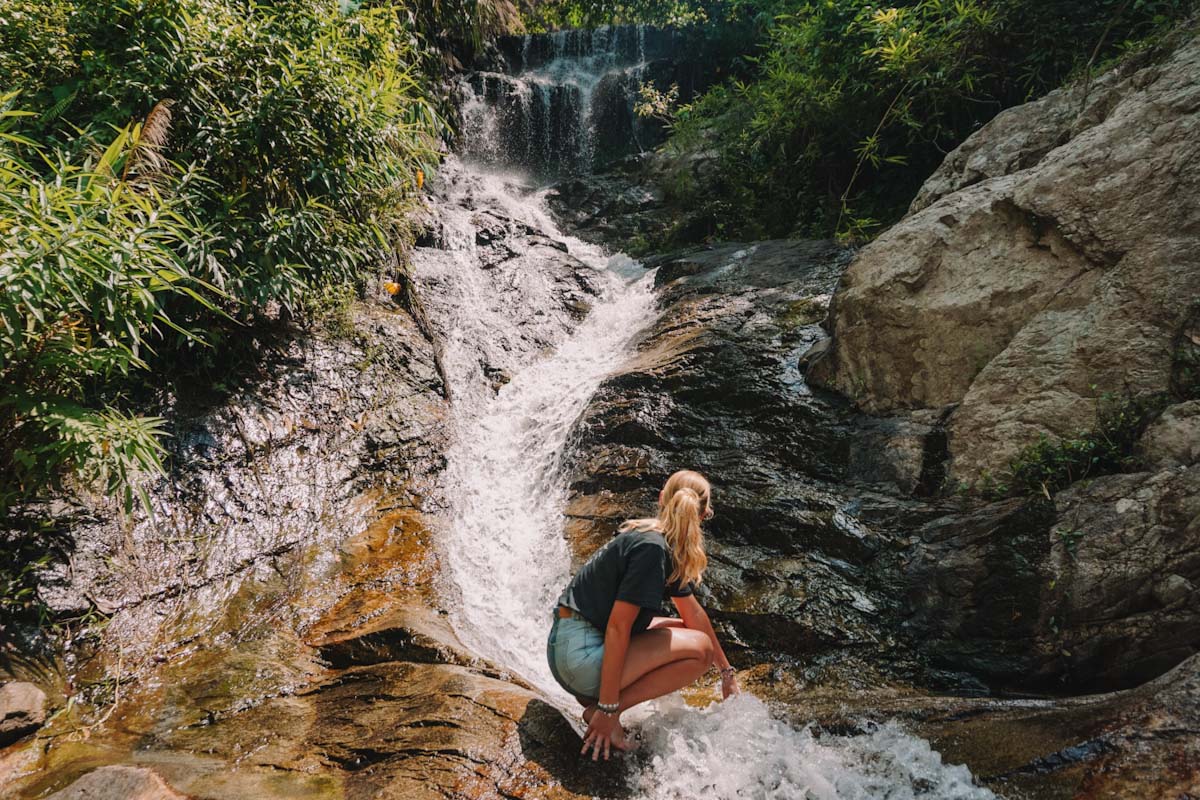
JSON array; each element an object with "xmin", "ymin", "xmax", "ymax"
[
  {"xmin": 658, "ymin": 0, "xmax": 1195, "ymax": 242},
  {"xmin": 0, "ymin": 98, "xmax": 213, "ymax": 514},
  {"xmin": 0, "ymin": 1, "xmax": 448, "ymax": 520}
]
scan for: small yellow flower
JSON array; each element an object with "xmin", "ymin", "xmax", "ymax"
[
  {"xmin": 384, "ymin": 281, "xmax": 401, "ymax": 295},
  {"xmin": 415, "ymin": 169, "xmax": 424, "ymax": 190}
]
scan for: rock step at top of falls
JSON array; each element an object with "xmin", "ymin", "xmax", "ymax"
[{"xmin": 493, "ymin": 25, "xmax": 684, "ymax": 73}]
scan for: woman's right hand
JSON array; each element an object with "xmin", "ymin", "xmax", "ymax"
[
  {"xmin": 581, "ymin": 710, "xmax": 627, "ymax": 760},
  {"xmin": 721, "ymin": 669, "xmax": 740, "ymax": 699}
]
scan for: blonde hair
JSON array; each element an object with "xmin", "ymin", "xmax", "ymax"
[{"xmin": 619, "ymin": 469, "xmax": 711, "ymax": 586}]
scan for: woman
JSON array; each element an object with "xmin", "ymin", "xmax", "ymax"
[{"xmin": 546, "ymin": 469, "xmax": 739, "ymax": 760}]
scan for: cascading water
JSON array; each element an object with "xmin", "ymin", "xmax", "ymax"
[
  {"xmin": 430, "ymin": 171, "xmax": 655, "ymax": 692},
  {"xmin": 459, "ymin": 25, "xmax": 663, "ymax": 177},
  {"xmin": 425, "ymin": 28, "xmax": 997, "ymax": 800}
]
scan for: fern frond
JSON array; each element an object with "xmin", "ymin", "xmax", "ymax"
[{"xmin": 38, "ymin": 91, "xmax": 77, "ymax": 127}]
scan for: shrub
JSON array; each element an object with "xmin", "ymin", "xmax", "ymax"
[
  {"xmin": 657, "ymin": 0, "xmax": 1199, "ymax": 242},
  {"xmin": 992, "ymin": 393, "xmax": 1168, "ymax": 499},
  {"xmin": 0, "ymin": 98, "xmax": 218, "ymax": 514},
  {"xmin": 9, "ymin": 0, "xmax": 443, "ymax": 312},
  {"xmin": 0, "ymin": 2, "xmax": 450, "ymax": 523}
]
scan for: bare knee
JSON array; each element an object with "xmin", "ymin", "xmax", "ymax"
[
  {"xmin": 698, "ymin": 635, "xmax": 714, "ymax": 667},
  {"xmin": 681, "ymin": 629, "xmax": 713, "ymax": 666}
]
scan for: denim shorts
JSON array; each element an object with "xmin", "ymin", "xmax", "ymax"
[{"xmin": 546, "ymin": 609, "xmax": 604, "ymax": 699}]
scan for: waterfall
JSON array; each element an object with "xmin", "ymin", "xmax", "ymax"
[
  {"xmin": 429, "ymin": 168, "xmax": 656, "ymax": 693},
  {"xmin": 458, "ymin": 25, "xmax": 657, "ymax": 177},
  {"xmin": 422, "ymin": 29, "xmax": 996, "ymax": 800}
]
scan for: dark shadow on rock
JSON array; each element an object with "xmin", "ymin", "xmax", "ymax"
[{"xmin": 517, "ymin": 699, "xmax": 632, "ymax": 799}]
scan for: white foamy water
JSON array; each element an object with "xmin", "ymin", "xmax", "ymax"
[
  {"xmin": 631, "ymin": 695, "xmax": 995, "ymax": 800},
  {"xmin": 439, "ymin": 265, "xmax": 658, "ymax": 691}
]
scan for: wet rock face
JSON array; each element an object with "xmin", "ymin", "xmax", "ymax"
[
  {"xmin": 896, "ymin": 455, "xmax": 1200, "ymax": 695},
  {"xmin": 809, "ymin": 34, "xmax": 1200, "ymax": 484},
  {"xmin": 897, "ymin": 498, "xmax": 1057, "ymax": 689},
  {"xmin": 0, "ymin": 682, "xmax": 46, "ymax": 746},
  {"xmin": 31, "ymin": 300, "xmax": 448, "ymax": 653},
  {"xmin": 565, "ymin": 240, "xmax": 924, "ymax": 654},
  {"xmin": 544, "ymin": 156, "xmax": 673, "ymax": 251}
]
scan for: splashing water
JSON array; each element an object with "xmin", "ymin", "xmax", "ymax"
[
  {"xmin": 459, "ymin": 25, "xmax": 657, "ymax": 176},
  {"xmin": 631, "ymin": 695, "xmax": 995, "ymax": 800}
]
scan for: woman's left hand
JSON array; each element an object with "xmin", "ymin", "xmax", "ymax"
[{"xmin": 721, "ymin": 670, "xmax": 740, "ymax": 699}]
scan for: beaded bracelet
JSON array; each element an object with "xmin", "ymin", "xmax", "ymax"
[{"xmin": 596, "ymin": 701, "xmax": 620, "ymax": 714}]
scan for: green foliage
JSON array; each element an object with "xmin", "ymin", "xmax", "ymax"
[
  {"xmin": 657, "ymin": 0, "xmax": 1198, "ymax": 242},
  {"xmin": 0, "ymin": 1, "xmax": 449, "ymax": 524},
  {"xmin": 0, "ymin": 98, "xmax": 211, "ymax": 514},
  {"xmin": 990, "ymin": 393, "xmax": 1168, "ymax": 499},
  {"xmin": 10, "ymin": 0, "xmax": 443, "ymax": 312},
  {"xmin": 0, "ymin": 1, "xmax": 78, "ymax": 92},
  {"xmin": 524, "ymin": 0, "xmax": 716, "ymax": 29}
]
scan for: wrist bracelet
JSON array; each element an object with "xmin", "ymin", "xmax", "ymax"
[
  {"xmin": 719, "ymin": 667, "xmax": 735, "ymax": 677},
  {"xmin": 596, "ymin": 701, "xmax": 619, "ymax": 714}
]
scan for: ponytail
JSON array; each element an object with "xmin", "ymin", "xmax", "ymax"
[
  {"xmin": 661, "ymin": 487, "xmax": 707, "ymax": 586},
  {"xmin": 619, "ymin": 469, "xmax": 710, "ymax": 586}
]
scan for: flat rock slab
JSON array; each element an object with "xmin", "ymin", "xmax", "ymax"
[{"xmin": 47, "ymin": 766, "xmax": 186, "ymax": 800}]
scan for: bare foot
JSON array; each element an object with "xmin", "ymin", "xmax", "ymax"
[{"xmin": 582, "ymin": 705, "xmax": 636, "ymax": 751}]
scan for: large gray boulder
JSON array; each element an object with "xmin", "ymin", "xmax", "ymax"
[
  {"xmin": 809, "ymin": 34, "xmax": 1200, "ymax": 484},
  {"xmin": 1138, "ymin": 399, "xmax": 1200, "ymax": 468}
]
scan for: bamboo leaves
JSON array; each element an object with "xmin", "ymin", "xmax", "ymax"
[{"xmin": 0, "ymin": 98, "xmax": 215, "ymax": 516}]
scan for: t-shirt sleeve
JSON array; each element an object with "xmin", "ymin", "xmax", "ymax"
[
  {"xmin": 615, "ymin": 541, "xmax": 668, "ymax": 609},
  {"xmin": 667, "ymin": 580, "xmax": 695, "ymax": 598}
]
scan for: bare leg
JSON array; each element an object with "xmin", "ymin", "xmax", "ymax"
[
  {"xmin": 615, "ymin": 627, "xmax": 713, "ymax": 712},
  {"xmin": 575, "ymin": 627, "xmax": 712, "ymax": 751},
  {"xmin": 571, "ymin": 619, "xmax": 690, "ymax": 706}
]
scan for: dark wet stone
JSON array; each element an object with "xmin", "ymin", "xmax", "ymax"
[
  {"xmin": 543, "ymin": 156, "xmax": 678, "ymax": 251},
  {"xmin": 564, "ymin": 240, "xmax": 912, "ymax": 658},
  {"xmin": 1040, "ymin": 466, "xmax": 1200, "ymax": 692},
  {"xmin": 896, "ymin": 497, "xmax": 1058, "ymax": 689}
]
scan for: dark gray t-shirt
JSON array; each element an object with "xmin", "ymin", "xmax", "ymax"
[{"xmin": 557, "ymin": 528, "xmax": 695, "ymax": 633}]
